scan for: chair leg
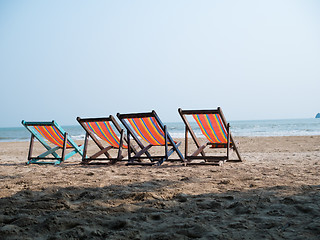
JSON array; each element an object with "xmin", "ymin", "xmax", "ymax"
[
  {"xmin": 231, "ymin": 138, "xmax": 242, "ymax": 162},
  {"xmin": 164, "ymin": 125, "xmax": 168, "ymax": 161},
  {"xmin": 228, "ymin": 133, "xmax": 242, "ymax": 162},
  {"xmin": 82, "ymin": 132, "xmax": 89, "ymax": 162},
  {"xmin": 61, "ymin": 132, "xmax": 68, "ymax": 163},
  {"xmin": 184, "ymin": 125, "xmax": 188, "ymax": 160},
  {"xmin": 227, "ymin": 123, "xmax": 230, "ymax": 161},
  {"xmin": 116, "ymin": 130, "xmax": 125, "ymax": 163},
  {"xmin": 128, "ymin": 132, "xmax": 131, "ymax": 161},
  {"xmin": 27, "ymin": 135, "xmax": 35, "ymax": 161}
]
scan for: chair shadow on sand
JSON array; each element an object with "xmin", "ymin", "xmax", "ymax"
[{"xmin": 0, "ymin": 179, "xmax": 319, "ymax": 239}]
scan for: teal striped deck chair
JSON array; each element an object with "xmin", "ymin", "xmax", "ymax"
[
  {"xmin": 178, "ymin": 108, "xmax": 242, "ymax": 165},
  {"xmin": 21, "ymin": 120, "xmax": 84, "ymax": 165}
]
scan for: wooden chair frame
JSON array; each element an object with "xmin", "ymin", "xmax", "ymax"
[
  {"xmin": 77, "ymin": 116, "xmax": 136, "ymax": 164},
  {"xmin": 117, "ymin": 110, "xmax": 184, "ymax": 166},
  {"xmin": 21, "ymin": 120, "xmax": 84, "ymax": 165},
  {"xmin": 178, "ymin": 108, "xmax": 242, "ymax": 165}
]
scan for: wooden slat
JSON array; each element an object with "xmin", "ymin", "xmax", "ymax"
[
  {"xmin": 126, "ymin": 162, "xmax": 157, "ymax": 166},
  {"xmin": 77, "ymin": 116, "xmax": 112, "ymax": 123},
  {"xmin": 191, "ymin": 144, "xmax": 207, "ymax": 157},
  {"xmin": 186, "ymin": 155, "xmax": 228, "ymax": 160},
  {"xmin": 132, "ymin": 144, "xmax": 152, "ymax": 158},
  {"xmin": 186, "ymin": 161, "xmax": 224, "ymax": 166},
  {"xmin": 22, "ymin": 120, "xmax": 55, "ymax": 126},
  {"xmin": 90, "ymin": 146, "xmax": 113, "ymax": 159},
  {"xmin": 117, "ymin": 112, "xmax": 154, "ymax": 119},
  {"xmin": 179, "ymin": 109, "xmax": 220, "ymax": 115},
  {"xmin": 38, "ymin": 146, "xmax": 60, "ymax": 158}
]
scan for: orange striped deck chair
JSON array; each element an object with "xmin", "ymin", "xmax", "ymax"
[
  {"xmin": 117, "ymin": 111, "xmax": 184, "ymax": 166},
  {"xmin": 77, "ymin": 116, "xmax": 136, "ymax": 164},
  {"xmin": 178, "ymin": 108, "xmax": 241, "ymax": 165},
  {"xmin": 21, "ymin": 120, "xmax": 84, "ymax": 165}
]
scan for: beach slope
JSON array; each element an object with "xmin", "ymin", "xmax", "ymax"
[{"xmin": 0, "ymin": 136, "xmax": 320, "ymax": 239}]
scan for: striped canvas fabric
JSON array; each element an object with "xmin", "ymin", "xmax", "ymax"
[
  {"xmin": 84, "ymin": 121, "xmax": 127, "ymax": 149},
  {"xmin": 193, "ymin": 114, "xmax": 228, "ymax": 143},
  {"xmin": 127, "ymin": 117, "xmax": 167, "ymax": 146},
  {"xmin": 33, "ymin": 125, "xmax": 73, "ymax": 148}
]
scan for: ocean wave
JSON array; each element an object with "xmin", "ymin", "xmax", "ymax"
[
  {"xmin": 0, "ymin": 138, "xmax": 29, "ymax": 142},
  {"xmin": 70, "ymin": 134, "xmax": 86, "ymax": 140},
  {"xmin": 1, "ymin": 119, "xmax": 320, "ymax": 142}
]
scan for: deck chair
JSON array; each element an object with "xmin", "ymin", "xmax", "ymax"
[
  {"xmin": 21, "ymin": 120, "xmax": 84, "ymax": 165},
  {"xmin": 117, "ymin": 110, "xmax": 184, "ymax": 166},
  {"xmin": 178, "ymin": 108, "xmax": 242, "ymax": 165},
  {"xmin": 77, "ymin": 116, "xmax": 136, "ymax": 164}
]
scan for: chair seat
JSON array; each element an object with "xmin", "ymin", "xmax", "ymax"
[{"xmin": 208, "ymin": 142, "xmax": 234, "ymax": 148}]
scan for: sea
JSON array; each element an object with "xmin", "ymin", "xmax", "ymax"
[{"xmin": 1, "ymin": 118, "xmax": 320, "ymax": 142}]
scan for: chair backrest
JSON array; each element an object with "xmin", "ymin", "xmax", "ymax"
[
  {"xmin": 22, "ymin": 121, "xmax": 74, "ymax": 148},
  {"xmin": 193, "ymin": 113, "xmax": 227, "ymax": 144},
  {"xmin": 179, "ymin": 108, "xmax": 229, "ymax": 144},
  {"xmin": 117, "ymin": 111, "xmax": 171, "ymax": 146},
  {"xmin": 127, "ymin": 116, "xmax": 165, "ymax": 145},
  {"xmin": 79, "ymin": 117, "xmax": 127, "ymax": 148}
]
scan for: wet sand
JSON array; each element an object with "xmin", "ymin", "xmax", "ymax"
[{"xmin": 0, "ymin": 136, "xmax": 320, "ymax": 239}]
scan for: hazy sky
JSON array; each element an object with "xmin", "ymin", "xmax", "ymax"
[{"xmin": 1, "ymin": 0, "xmax": 319, "ymax": 127}]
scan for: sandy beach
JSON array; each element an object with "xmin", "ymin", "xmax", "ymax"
[{"xmin": 0, "ymin": 136, "xmax": 320, "ymax": 239}]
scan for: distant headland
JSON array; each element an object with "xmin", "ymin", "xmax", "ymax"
[{"xmin": 316, "ymin": 113, "xmax": 320, "ymax": 118}]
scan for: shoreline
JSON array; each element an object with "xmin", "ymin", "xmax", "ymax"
[
  {"xmin": 1, "ymin": 134, "xmax": 320, "ymax": 144},
  {"xmin": 0, "ymin": 135, "xmax": 320, "ymax": 239},
  {"xmin": 1, "ymin": 135, "xmax": 320, "ymax": 159}
]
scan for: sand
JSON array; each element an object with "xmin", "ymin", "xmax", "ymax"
[{"xmin": 0, "ymin": 136, "xmax": 320, "ymax": 239}]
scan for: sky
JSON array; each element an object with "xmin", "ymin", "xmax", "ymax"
[{"xmin": 0, "ymin": 0, "xmax": 320, "ymax": 127}]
